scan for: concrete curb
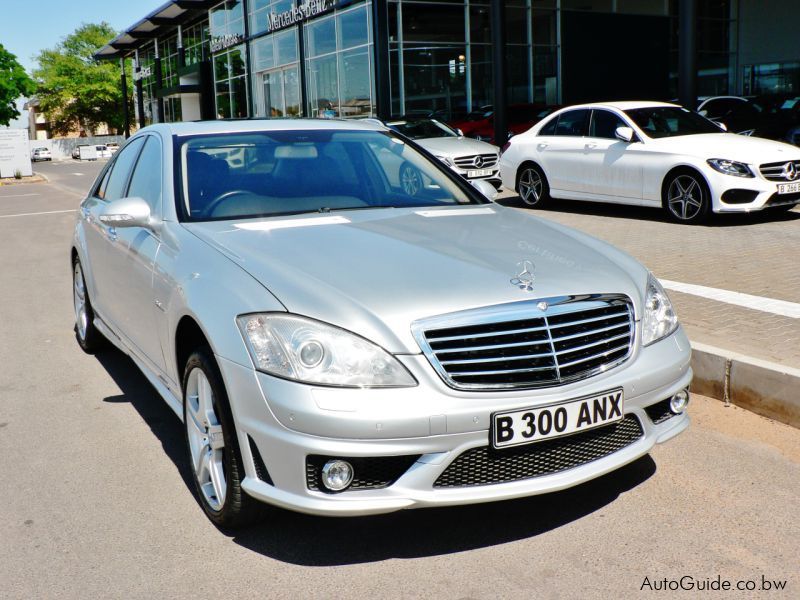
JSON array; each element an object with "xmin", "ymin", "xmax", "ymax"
[{"xmin": 690, "ymin": 341, "xmax": 800, "ymax": 429}]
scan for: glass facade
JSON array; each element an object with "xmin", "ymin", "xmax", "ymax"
[{"xmin": 210, "ymin": 0, "xmax": 249, "ymax": 118}]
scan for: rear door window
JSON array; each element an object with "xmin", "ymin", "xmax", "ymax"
[{"xmin": 554, "ymin": 109, "xmax": 590, "ymax": 137}]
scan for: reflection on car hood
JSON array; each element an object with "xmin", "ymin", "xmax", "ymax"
[
  {"xmin": 649, "ymin": 133, "xmax": 800, "ymax": 163},
  {"xmin": 186, "ymin": 206, "xmax": 647, "ymax": 353},
  {"xmin": 415, "ymin": 137, "xmax": 500, "ymax": 158}
]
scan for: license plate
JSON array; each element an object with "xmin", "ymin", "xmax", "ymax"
[
  {"xmin": 467, "ymin": 168, "xmax": 494, "ymax": 178},
  {"xmin": 777, "ymin": 182, "xmax": 800, "ymax": 194},
  {"xmin": 491, "ymin": 389, "xmax": 624, "ymax": 449}
]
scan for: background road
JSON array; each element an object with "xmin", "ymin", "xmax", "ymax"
[{"xmin": 0, "ymin": 161, "xmax": 797, "ymax": 599}]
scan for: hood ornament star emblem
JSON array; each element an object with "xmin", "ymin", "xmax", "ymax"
[{"xmin": 510, "ymin": 260, "xmax": 536, "ymax": 292}]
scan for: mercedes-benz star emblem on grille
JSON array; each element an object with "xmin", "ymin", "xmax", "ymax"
[
  {"xmin": 474, "ymin": 156, "xmax": 484, "ymax": 168},
  {"xmin": 510, "ymin": 260, "xmax": 535, "ymax": 291},
  {"xmin": 782, "ymin": 162, "xmax": 798, "ymax": 181}
]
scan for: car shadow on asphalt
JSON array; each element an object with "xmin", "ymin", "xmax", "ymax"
[
  {"xmin": 497, "ymin": 195, "xmax": 800, "ymax": 227},
  {"xmin": 92, "ymin": 341, "xmax": 657, "ymax": 567},
  {"xmin": 96, "ymin": 349, "xmax": 195, "ymax": 492}
]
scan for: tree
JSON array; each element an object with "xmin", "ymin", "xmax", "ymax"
[
  {"xmin": 33, "ymin": 23, "xmax": 132, "ymax": 136},
  {"xmin": 0, "ymin": 43, "xmax": 35, "ymax": 126}
]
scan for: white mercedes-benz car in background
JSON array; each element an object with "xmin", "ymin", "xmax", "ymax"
[
  {"xmin": 72, "ymin": 119, "xmax": 691, "ymax": 528},
  {"xmin": 500, "ymin": 101, "xmax": 800, "ymax": 223}
]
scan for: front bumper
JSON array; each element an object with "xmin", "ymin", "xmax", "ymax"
[
  {"xmin": 706, "ymin": 168, "xmax": 800, "ymax": 212},
  {"xmin": 220, "ymin": 327, "xmax": 692, "ymax": 516}
]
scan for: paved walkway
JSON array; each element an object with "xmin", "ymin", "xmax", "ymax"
[{"xmin": 500, "ymin": 194, "xmax": 800, "ymax": 370}]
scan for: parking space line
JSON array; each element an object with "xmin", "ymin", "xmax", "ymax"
[
  {"xmin": 0, "ymin": 209, "xmax": 76, "ymax": 219},
  {"xmin": 0, "ymin": 193, "xmax": 40, "ymax": 198},
  {"xmin": 661, "ymin": 279, "xmax": 800, "ymax": 319}
]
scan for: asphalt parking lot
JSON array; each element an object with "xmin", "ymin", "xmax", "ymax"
[{"xmin": 1, "ymin": 160, "xmax": 798, "ymax": 599}]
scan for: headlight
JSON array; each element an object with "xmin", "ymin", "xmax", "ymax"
[
  {"xmin": 707, "ymin": 158, "xmax": 754, "ymax": 178},
  {"xmin": 641, "ymin": 274, "xmax": 678, "ymax": 346},
  {"xmin": 433, "ymin": 154, "xmax": 454, "ymax": 166},
  {"xmin": 236, "ymin": 314, "xmax": 417, "ymax": 388}
]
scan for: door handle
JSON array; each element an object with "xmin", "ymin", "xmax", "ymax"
[
  {"xmin": 585, "ymin": 142, "xmax": 598, "ymax": 149},
  {"xmin": 106, "ymin": 226, "xmax": 118, "ymax": 242},
  {"xmin": 537, "ymin": 142, "xmax": 549, "ymax": 150}
]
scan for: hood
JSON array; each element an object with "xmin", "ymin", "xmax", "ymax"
[
  {"xmin": 186, "ymin": 206, "xmax": 647, "ymax": 353},
  {"xmin": 415, "ymin": 136, "xmax": 500, "ymax": 158},
  {"xmin": 648, "ymin": 133, "xmax": 800, "ymax": 164}
]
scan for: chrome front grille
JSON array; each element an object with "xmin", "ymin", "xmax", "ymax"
[
  {"xmin": 412, "ymin": 296, "xmax": 634, "ymax": 390},
  {"xmin": 453, "ymin": 153, "xmax": 499, "ymax": 170},
  {"xmin": 759, "ymin": 160, "xmax": 800, "ymax": 181}
]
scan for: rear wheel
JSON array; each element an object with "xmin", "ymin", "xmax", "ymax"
[
  {"xmin": 72, "ymin": 258, "xmax": 105, "ymax": 353},
  {"xmin": 183, "ymin": 347, "xmax": 261, "ymax": 528},
  {"xmin": 663, "ymin": 170, "xmax": 710, "ymax": 224},
  {"xmin": 517, "ymin": 164, "xmax": 550, "ymax": 207}
]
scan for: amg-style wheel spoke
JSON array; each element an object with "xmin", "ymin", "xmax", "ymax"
[
  {"xmin": 668, "ymin": 175, "xmax": 704, "ymax": 221},
  {"xmin": 519, "ymin": 169, "xmax": 542, "ymax": 205},
  {"xmin": 185, "ymin": 367, "xmax": 227, "ymax": 511}
]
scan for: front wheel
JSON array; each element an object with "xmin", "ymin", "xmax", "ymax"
[
  {"xmin": 517, "ymin": 164, "xmax": 550, "ymax": 207},
  {"xmin": 183, "ymin": 348, "xmax": 261, "ymax": 528},
  {"xmin": 663, "ymin": 171, "xmax": 710, "ymax": 224}
]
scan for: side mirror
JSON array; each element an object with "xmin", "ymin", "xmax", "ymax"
[
  {"xmin": 99, "ymin": 197, "xmax": 152, "ymax": 229},
  {"xmin": 614, "ymin": 126, "xmax": 636, "ymax": 143},
  {"xmin": 718, "ymin": 122, "xmax": 728, "ymax": 132},
  {"xmin": 471, "ymin": 179, "xmax": 498, "ymax": 202}
]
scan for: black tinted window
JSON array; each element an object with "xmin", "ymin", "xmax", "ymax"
[
  {"xmin": 127, "ymin": 137, "xmax": 163, "ymax": 214},
  {"xmin": 590, "ymin": 110, "xmax": 627, "ymax": 139},
  {"xmin": 539, "ymin": 116, "xmax": 558, "ymax": 136},
  {"xmin": 625, "ymin": 107, "xmax": 722, "ymax": 138},
  {"xmin": 104, "ymin": 137, "xmax": 146, "ymax": 201},
  {"xmin": 554, "ymin": 109, "xmax": 590, "ymax": 136}
]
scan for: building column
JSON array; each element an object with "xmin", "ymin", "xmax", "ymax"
[
  {"xmin": 177, "ymin": 25, "xmax": 186, "ymax": 68},
  {"xmin": 135, "ymin": 51, "xmax": 146, "ymax": 129},
  {"xmin": 154, "ymin": 40, "xmax": 165, "ymax": 123},
  {"xmin": 491, "ymin": 0, "xmax": 508, "ymax": 146},
  {"xmin": 372, "ymin": 0, "xmax": 391, "ymax": 119},
  {"xmin": 678, "ymin": 0, "xmax": 697, "ymax": 109},
  {"xmin": 120, "ymin": 58, "xmax": 130, "ymax": 138}
]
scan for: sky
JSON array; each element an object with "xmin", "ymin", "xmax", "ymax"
[{"xmin": 1, "ymin": 0, "xmax": 166, "ymax": 74}]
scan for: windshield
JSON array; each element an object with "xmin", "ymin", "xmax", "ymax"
[
  {"xmin": 624, "ymin": 106, "xmax": 723, "ymax": 138},
  {"xmin": 386, "ymin": 119, "xmax": 458, "ymax": 140},
  {"xmin": 179, "ymin": 129, "xmax": 483, "ymax": 221}
]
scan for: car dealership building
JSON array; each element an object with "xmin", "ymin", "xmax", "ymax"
[{"xmin": 96, "ymin": 0, "xmax": 800, "ymax": 138}]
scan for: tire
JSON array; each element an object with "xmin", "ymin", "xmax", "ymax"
[
  {"xmin": 517, "ymin": 163, "xmax": 550, "ymax": 207},
  {"xmin": 400, "ymin": 162, "xmax": 423, "ymax": 196},
  {"xmin": 72, "ymin": 258, "xmax": 106, "ymax": 353},
  {"xmin": 183, "ymin": 347, "xmax": 261, "ymax": 528},
  {"xmin": 663, "ymin": 170, "xmax": 711, "ymax": 224}
]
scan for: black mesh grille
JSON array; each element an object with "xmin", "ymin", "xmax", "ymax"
[
  {"xmin": 306, "ymin": 455, "xmax": 420, "ymax": 493},
  {"xmin": 248, "ymin": 436, "xmax": 273, "ymax": 485},
  {"xmin": 421, "ymin": 300, "xmax": 633, "ymax": 390},
  {"xmin": 433, "ymin": 416, "xmax": 644, "ymax": 488},
  {"xmin": 644, "ymin": 399, "xmax": 677, "ymax": 425},
  {"xmin": 766, "ymin": 191, "xmax": 800, "ymax": 206}
]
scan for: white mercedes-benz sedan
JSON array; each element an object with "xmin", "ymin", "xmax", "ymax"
[
  {"xmin": 72, "ymin": 119, "xmax": 691, "ymax": 527},
  {"xmin": 499, "ymin": 101, "xmax": 800, "ymax": 223}
]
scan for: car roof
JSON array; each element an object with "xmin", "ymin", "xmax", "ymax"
[
  {"xmin": 561, "ymin": 101, "xmax": 679, "ymax": 111},
  {"xmin": 142, "ymin": 118, "xmax": 387, "ymax": 137}
]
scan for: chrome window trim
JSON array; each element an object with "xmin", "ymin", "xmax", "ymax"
[{"xmin": 411, "ymin": 294, "xmax": 635, "ymax": 391}]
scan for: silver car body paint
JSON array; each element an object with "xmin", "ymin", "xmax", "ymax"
[{"xmin": 73, "ymin": 119, "xmax": 691, "ymax": 516}]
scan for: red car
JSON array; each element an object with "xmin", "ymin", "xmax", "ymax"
[{"xmin": 450, "ymin": 104, "xmax": 560, "ymax": 145}]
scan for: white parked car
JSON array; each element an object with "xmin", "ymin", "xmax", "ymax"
[
  {"xmin": 383, "ymin": 118, "xmax": 501, "ymax": 191},
  {"xmin": 500, "ymin": 101, "xmax": 800, "ymax": 223},
  {"xmin": 31, "ymin": 147, "xmax": 52, "ymax": 162}
]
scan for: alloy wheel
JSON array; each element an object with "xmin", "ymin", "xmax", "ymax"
[
  {"xmin": 518, "ymin": 168, "xmax": 543, "ymax": 205},
  {"xmin": 401, "ymin": 165, "xmax": 422, "ymax": 196},
  {"xmin": 667, "ymin": 175, "xmax": 704, "ymax": 221},
  {"xmin": 185, "ymin": 368, "xmax": 227, "ymax": 511},
  {"xmin": 73, "ymin": 263, "xmax": 88, "ymax": 341}
]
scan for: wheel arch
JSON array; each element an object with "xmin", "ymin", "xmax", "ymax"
[
  {"xmin": 660, "ymin": 164, "xmax": 712, "ymax": 207},
  {"xmin": 174, "ymin": 315, "xmax": 214, "ymax": 391},
  {"xmin": 515, "ymin": 160, "xmax": 545, "ymax": 191}
]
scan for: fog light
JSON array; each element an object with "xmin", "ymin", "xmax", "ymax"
[
  {"xmin": 669, "ymin": 390, "xmax": 689, "ymax": 414},
  {"xmin": 321, "ymin": 459, "xmax": 354, "ymax": 491}
]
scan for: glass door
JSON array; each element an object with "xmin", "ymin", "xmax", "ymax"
[{"xmin": 262, "ymin": 65, "xmax": 301, "ymax": 118}]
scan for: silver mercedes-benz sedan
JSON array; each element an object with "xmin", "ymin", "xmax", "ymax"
[{"xmin": 71, "ymin": 119, "xmax": 691, "ymax": 528}]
